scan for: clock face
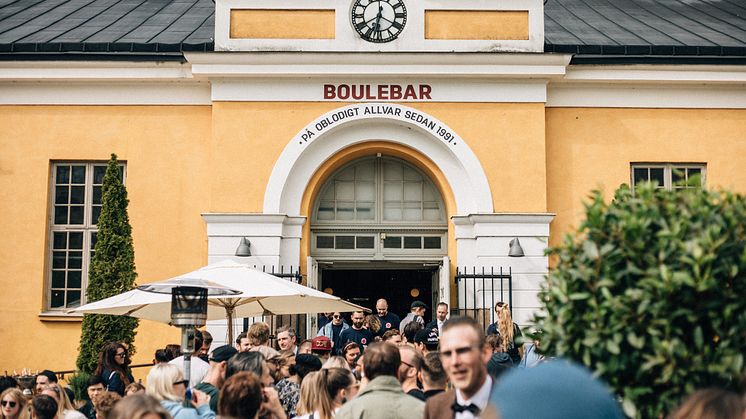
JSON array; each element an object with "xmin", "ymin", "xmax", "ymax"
[{"xmin": 351, "ymin": 0, "xmax": 407, "ymax": 43}]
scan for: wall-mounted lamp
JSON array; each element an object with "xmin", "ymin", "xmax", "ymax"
[
  {"xmin": 235, "ymin": 237, "xmax": 251, "ymax": 257},
  {"xmin": 508, "ymin": 238, "xmax": 525, "ymax": 257}
]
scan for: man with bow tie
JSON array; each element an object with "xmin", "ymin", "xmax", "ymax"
[{"xmin": 424, "ymin": 316, "xmax": 493, "ymax": 419}]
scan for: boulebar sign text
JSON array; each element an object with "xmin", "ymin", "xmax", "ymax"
[{"xmin": 323, "ymin": 84, "xmax": 433, "ymax": 101}]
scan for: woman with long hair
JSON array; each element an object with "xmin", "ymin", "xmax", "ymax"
[
  {"xmin": 39, "ymin": 385, "xmax": 86, "ymax": 419},
  {"xmin": 295, "ymin": 368, "xmax": 357, "ymax": 419},
  {"xmin": 363, "ymin": 315, "xmax": 381, "ymax": 337},
  {"xmin": 146, "ymin": 363, "xmax": 214, "ymax": 419},
  {"xmin": 275, "ymin": 354, "xmax": 322, "ymax": 418},
  {"xmin": 486, "ymin": 302, "xmax": 523, "ymax": 364},
  {"xmin": 95, "ymin": 342, "xmax": 134, "ymax": 396},
  {"xmin": 1, "ymin": 388, "xmax": 29, "ymax": 419}
]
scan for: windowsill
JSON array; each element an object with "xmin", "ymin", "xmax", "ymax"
[{"xmin": 39, "ymin": 311, "xmax": 84, "ymax": 322}]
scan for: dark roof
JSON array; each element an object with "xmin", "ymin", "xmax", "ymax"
[{"xmin": 0, "ymin": 0, "xmax": 744, "ymax": 60}]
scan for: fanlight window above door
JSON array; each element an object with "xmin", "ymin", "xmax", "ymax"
[{"xmin": 313, "ymin": 157, "xmax": 446, "ymax": 225}]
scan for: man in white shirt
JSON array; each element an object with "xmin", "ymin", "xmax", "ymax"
[
  {"xmin": 168, "ymin": 329, "xmax": 210, "ymax": 388},
  {"xmin": 425, "ymin": 302, "xmax": 449, "ymax": 336},
  {"xmin": 424, "ymin": 316, "xmax": 493, "ymax": 419}
]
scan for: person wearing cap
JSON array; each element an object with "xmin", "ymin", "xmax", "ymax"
[
  {"xmin": 317, "ymin": 312, "xmax": 350, "ymax": 355},
  {"xmin": 414, "ymin": 329, "xmax": 440, "ymax": 354},
  {"xmin": 339, "ymin": 311, "xmax": 375, "ymax": 353},
  {"xmin": 311, "ymin": 336, "xmax": 333, "ymax": 362},
  {"xmin": 376, "ymin": 299, "xmax": 401, "ymax": 335},
  {"xmin": 400, "ymin": 301, "xmax": 428, "ymax": 333},
  {"xmin": 194, "ymin": 344, "xmax": 238, "ymax": 413}
]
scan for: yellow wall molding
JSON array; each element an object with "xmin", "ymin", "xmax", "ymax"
[
  {"xmin": 230, "ymin": 9, "xmax": 336, "ymax": 39},
  {"xmin": 425, "ymin": 10, "xmax": 529, "ymax": 40}
]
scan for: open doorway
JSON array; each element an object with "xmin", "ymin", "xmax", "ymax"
[{"xmin": 322, "ymin": 268, "xmax": 435, "ymax": 323}]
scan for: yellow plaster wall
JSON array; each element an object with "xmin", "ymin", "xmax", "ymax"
[
  {"xmin": 425, "ymin": 11, "xmax": 530, "ymax": 40},
  {"xmin": 210, "ymin": 102, "xmax": 547, "ymax": 214},
  {"xmin": 546, "ymin": 108, "xmax": 746, "ymax": 247},
  {"xmin": 0, "ymin": 105, "xmax": 212, "ymax": 375},
  {"xmin": 230, "ymin": 9, "xmax": 336, "ymax": 39}
]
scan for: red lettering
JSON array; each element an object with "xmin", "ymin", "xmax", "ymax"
[
  {"xmin": 365, "ymin": 85, "xmax": 375, "ymax": 100},
  {"xmin": 378, "ymin": 85, "xmax": 389, "ymax": 100},
  {"xmin": 338, "ymin": 84, "xmax": 350, "ymax": 100},
  {"xmin": 391, "ymin": 85, "xmax": 402, "ymax": 100},
  {"xmin": 351, "ymin": 85, "xmax": 364, "ymax": 100},
  {"xmin": 324, "ymin": 84, "xmax": 335, "ymax": 100},
  {"xmin": 419, "ymin": 84, "xmax": 432, "ymax": 100},
  {"xmin": 404, "ymin": 85, "xmax": 416, "ymax": 100}
]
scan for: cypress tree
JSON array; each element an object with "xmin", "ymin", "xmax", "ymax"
[{"xmin": 76, "ymin": 154, "xmax": 139, "ymax": 374}]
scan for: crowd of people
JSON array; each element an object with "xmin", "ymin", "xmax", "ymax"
[{"xmin": 2, "ymin": 299, "xmax": 745, "ymax": 419}]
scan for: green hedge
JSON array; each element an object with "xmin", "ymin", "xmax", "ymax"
[{"xmin": 531, "ymin": 181, "xmax": 746, "ymax": 418}]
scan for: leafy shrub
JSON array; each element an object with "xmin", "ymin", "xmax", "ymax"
[
  {"xmin": 531, "ymin": 182, "xmax": 746, "ymax": 418},
  {"xmin": 66, "ymin": 371, "xmax": 91, "ymax": 402},
  {"xmin": 76, "ymin": 154, "xmax": 139, "ymax": 374}
]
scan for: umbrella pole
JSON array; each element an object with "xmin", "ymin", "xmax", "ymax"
[{"xmin": 226, "ymin": 305, "xmax": 235, "ymax": 347}]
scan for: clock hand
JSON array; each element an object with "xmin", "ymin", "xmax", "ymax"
[{"xmin": 373, "ymin": 1, "xmax": 383, "ymax": 32}]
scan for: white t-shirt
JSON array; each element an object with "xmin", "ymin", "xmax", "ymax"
[{"xmin": 168, "ymin": 355, "xmax": 210, "ymax": 388}]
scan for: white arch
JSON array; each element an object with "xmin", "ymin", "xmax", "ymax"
[{"xmin": 263, "ymin": 103, "xmax": 493, "ymax": 215}]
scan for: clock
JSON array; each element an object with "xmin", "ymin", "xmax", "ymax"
[{"xmin": 351, "ymin": 0, "xmax": 407, "ymax": 43}]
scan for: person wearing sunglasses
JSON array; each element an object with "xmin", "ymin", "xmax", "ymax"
[
  {"xmin": 316, "ymin": 313, "xmax": 349, "ymax": 355},
  {"xmin": 1, "ymin": 388, "xmax": 28, "ymax": 419},
  {"xmin": 95, "ymin": 342, "xmax": 134, "ymax": 396},
  {"xmin": 146, "ymin": 363, "xmax": 214, "ymax": 419}
]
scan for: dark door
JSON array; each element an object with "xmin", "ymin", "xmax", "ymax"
[{"xmin": 322, "ymin": 269, "xmax": 435, "ymax": 323}]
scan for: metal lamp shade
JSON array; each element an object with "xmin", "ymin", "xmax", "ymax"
[
  {"xmin": 171, "ymin": 286, "xmax": 208, "ymax": 327},
  {"xmin": 235, "ymin": 237, "xmax": 251, "ymax": 257},
  {"xmin": 508, "ymin": 238, "xmax": 525, "ymax": 257}
]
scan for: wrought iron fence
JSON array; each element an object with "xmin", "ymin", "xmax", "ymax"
[{"xmin": 454, "ymin": 266, "xmax": 512, "ymax": 333}]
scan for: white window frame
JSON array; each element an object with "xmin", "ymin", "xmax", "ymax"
[
  {"xmin": 631, "ymin": 163, "xmax": 706, "ymax": 192},
  {"xmin": 46, "ymin": 162, "xmax": 126, "ymax": 312}
]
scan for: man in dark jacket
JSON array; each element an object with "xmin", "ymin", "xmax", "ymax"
[{"xmin": 77, "ymin": 375, "xmax": 105, "ymax": 419}]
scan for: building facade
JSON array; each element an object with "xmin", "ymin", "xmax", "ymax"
[{"xmin": 1, "ymin": 0, "xmax": 745, "ymax": 373}]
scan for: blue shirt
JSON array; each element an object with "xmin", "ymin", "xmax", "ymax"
[
  {"xmin": 339, "ymin": 327, "xmax": 375, "ymax": 351},
  {"xmin": 377, "ymin": 312, "xmax": 401, "ymax": 334}
]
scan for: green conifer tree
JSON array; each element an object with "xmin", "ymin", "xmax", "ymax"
[{"xmin": 76, "ymin": 154, "xmax": 139, "ymax": 374}]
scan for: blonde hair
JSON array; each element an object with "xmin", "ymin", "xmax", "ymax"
[
  {"xmin": 364, "ymin": 315, "xmax": 381, "ymax": 334},
  {"xmin": 146, "ymin": 363, "xmax": 183, "ymax": 402},
  {"xmin": 297, "ymin": 369, "xmax": 353, "ymax": 419},
  {"xmin": 322, "ymin": 356, "xmax": 351, "ymax": 370},
  {"xmin": 40, "ymin": 384, "xmax": 75, "ymax": 418},
  {"xmin": 495, "ymin": 302, "xmax": 514, "ymax": 345},
  {"xmin": 1, "ymin": 388, "xmax": 29, "ymax": 419},
  {"xmin": 108, "ymin": 394, "xmax": 170, "ymax": 419}
]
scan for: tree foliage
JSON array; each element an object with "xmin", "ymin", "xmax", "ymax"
[
  {"xmin": 76, "ymin": 154, "xmax": 139, "ymax": 374},
  {"xmin": 531, "ymin": 181, "xmax": 746, "ymax": 418}
]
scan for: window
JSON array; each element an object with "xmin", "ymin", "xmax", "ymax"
[
  {"xmin": 631, "ymin": 163, "xmax": 705, "ymax": 192},
  {"xmin": 48, "ymin": 162, "xmax": 124, "ymax": 310}
]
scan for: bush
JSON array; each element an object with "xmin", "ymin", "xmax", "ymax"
[
  {"xmin": 66, "ymin": 371, "xmax": 91, "ymax": 402},
  {"xmin": 76, "ymin": 154, "xmax": 139, "ymax": 374},
  {"xmin": 531, "ymin": 182, "xmax": 746, "ymax": 418}
]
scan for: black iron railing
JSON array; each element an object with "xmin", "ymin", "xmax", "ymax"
[{"xmin": 454, "ymin": 266, "xmax": 512, "ymax": 333}]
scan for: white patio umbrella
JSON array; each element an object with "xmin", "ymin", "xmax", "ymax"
[{"xmin": 70, "ymin": 259, "xmax": 368, "ymax": 343}]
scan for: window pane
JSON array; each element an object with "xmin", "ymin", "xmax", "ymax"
[
  {"xmin": 92, "ymin": 186, "xmax": 102, "ymax": 205},
  {"xmin": 321, "ymin": 185, "xmax": 334, "ymax": 201},
  {"xmin": 383, "ymin": 162, "xmax": 402, "ymax": 180},
  {"xmin": 423, "ymin": 184, "xmax": 437, "ymax": 201},
  {"xmin": 335, "ymin": 236, "xmax": 355, "ymax": 249},
  {"xmin": 51, "ymin": 270, "xmax": 65, "ymax": 288},
  {"xmin": 68, "ymin": 251, "xmax": 83, "ymax": 269},
  {"xmin": 337, "ymin": 167, "xmax": 354, "ymax": 181},
  {"xmin": 356, "ymin": 236, "xmax": 374, "ymax": 249},
  {"xmin": 55, "ymin": 186, "xmax": 69, "ymax": 204},
  {"xmin": 67, "ymin": 271, "xmax": 82, "ymax": 288},
  {"xmin": 355, "ymin": 182, "xmax": 375, "ymax": 201},
  {"xmin": 56, "ymin": 165, "xmax": 70, "ymax": 184},
  {"xmin": 317, "ymin": 236, "xmax": 334, "ymax": 249},
  {"xmin": 69, "ymin": 206, "xmax": 84, "ymax": 224},
  {"xmin": 672, "ymin": 168, "xmax": 684, "ymax": 184},
  {"xmin": 404, "ymin": 236, "xmax": 422, "ymax": 249},
  {"xmin": 356, "ymin": 161, "xmax": 375, "ymax": 180},
  {"xmin": 336, "ymin": 201, "xmax": 354, "ymax": 220},
  {"xmin": 383, "ymin": 182, "xmax": 403, "ymax": 201},
  {"xmin": 383, "ymin": 236, "xmax": 401, "ymax": 248},
  {"xmin": 336, "ymin": 181, "xmax": 354, "ymax": 200},
  {"xmin": 423, "ymin": 208, "xmax": 442, "ymax": 221},
  {"xmin": 71, "ymin": 166, "xmax": 86, "ymax": 184},
  {"xmin": 403, "ymin": 166, "xmax": 421, "ymax": 181},
  {"xmin": 50, "ymin": 290, "xmax": 65, "ymax": 308},
  {"xmin": 53, "ymin": 232, "xmax": 67, "ymax": 249},
  {"xmin": 92, "ymin": 206, "xmax": 102, "ymax": 225},
  {"xmin": 356, "ymin": 202, "xmax": 375, "ymax": 220},
  {"xmin": 69, "ymin": 232, "xmax": 83, "ymax": 249},
  {"xmin": 93, "ymin": 166, "xmax": 106, "ymax": 184},
  {"xmin": 633, "ymin": 168, "xmax": 648, "ymax": 185},
  {"xmin": 317, "ymin": 202, "xmax": 335, "ymax": 220},
  {"xmin": 650, "ymin": 168, "xmax": 664, "ymax": 187},
  {"xmin": 424, "ymin": 237, "xmax": 441, "ymax": 249},
  {"xmin": 403, "ymin": 201, "xmax": 422, "ymax": 221},
  {"xmin": 54, "ymin": 206, "xmax": 68, "ymax": 224},
  {"xmin": 90, "ymin": 232, "xmax": 98, "ymax": 258},
  {"xmin": 403, "ymin": 182, "xmax": 422, "ymax": 200},
  {"xmin": 66, "ymin": 291, "xmax": 81, "ymax": 308},
  {"xmin": 70, "ymin": 186, "xmax": 85, "ymax": 204},
  {"xmin": 53, "ymin": 251, "xmax": 66, "ymax": 268},
  {"xmin": 383, "ymin": 202, "xmax": 402, "ymax": 221}
]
